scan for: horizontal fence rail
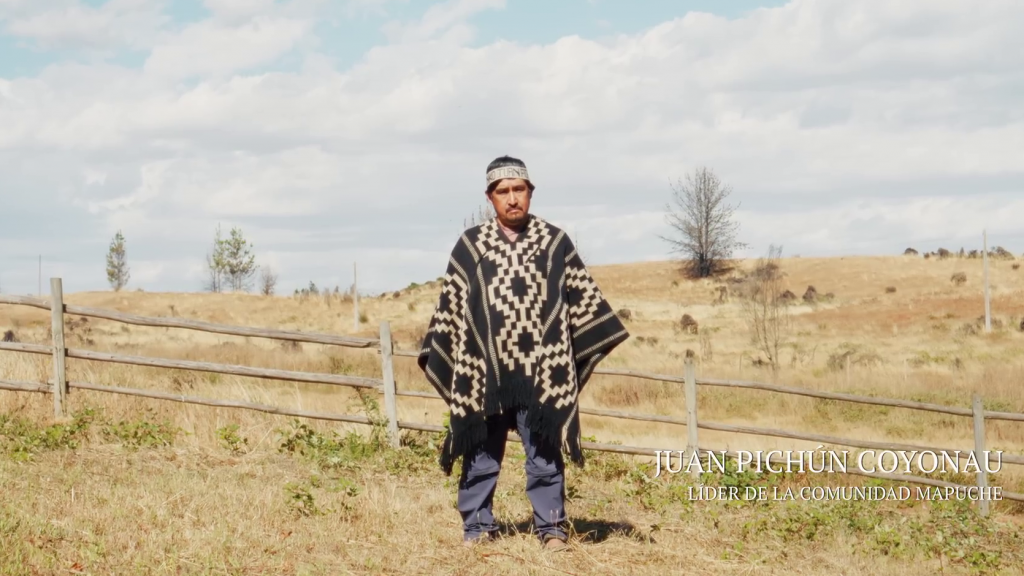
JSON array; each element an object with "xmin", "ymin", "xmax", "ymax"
[
  {"xmin": 67, "ymin": 348, "xmax": 383, "ymax": 390},
  {"xmin": 69, "ymin": 380, "xmax": 375, "ymax": 426},
  {"xmin": 586, "ymin": 366, "xmax": 997, "ymax": 420},
  {"xmin": 0, "ymin": 294, "xmax": 378, "ymax": 349},
  {"xmin": 0, "ymin": 379, "xmax": 52, "ymax": 394},
  {"xmin": 3, "ymin": 278, "xmax": 1024, "ymax": 514},
  {"xmin": 0, "ymin": 341, "xmax": 380, "ymax": 389},
  {"xmin": 0, "ymin": 342, "xmax": 52, "ymax": 356},
  {"xmin": 698, "ymin": 376, "xmax": 974, "ymax": 418}
]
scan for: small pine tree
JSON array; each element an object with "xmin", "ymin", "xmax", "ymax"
[
  {"xmin": 221, "ymin": 227, "xmax": 258, "ymax": 292},
  {"xmin": 105, "ymin": 230, "xmax": 130, "ymax": 291}
]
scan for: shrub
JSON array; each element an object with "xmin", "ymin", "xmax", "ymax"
[{"xmin": 680, "ymin": 314, "xmax": 699, "ymax": 334}]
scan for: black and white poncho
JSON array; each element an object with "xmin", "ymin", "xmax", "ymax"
[{"xmin": 417, "ymin": 214, "xmax": 629, "ymax": 475}]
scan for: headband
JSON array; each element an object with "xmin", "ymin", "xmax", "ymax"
[{"xmin": 486, "ymin": 165, "xmax": 530, "ymax": 186}]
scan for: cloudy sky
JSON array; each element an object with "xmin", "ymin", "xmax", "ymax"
[{"xmin": 1, "ymin": 0, "xmax": 1022, "ymax": 296}]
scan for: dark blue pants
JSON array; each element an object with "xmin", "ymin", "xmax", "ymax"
[{"xmin": 458, "ymin": 408, "xmax": 567, "ymax": 542}]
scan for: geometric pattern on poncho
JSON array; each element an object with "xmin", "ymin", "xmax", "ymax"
[{"xmin": 417, "ymin": 213, "xmax": 630, "ymax": 475}]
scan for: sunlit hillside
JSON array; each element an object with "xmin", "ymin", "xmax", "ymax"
[{"xmin": 2, "ymin": 253, "xmax": 1024, "ymax": 574}]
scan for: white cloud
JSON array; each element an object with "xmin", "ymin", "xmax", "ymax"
[
  {"xmin": 0, "ymin": 0, "xmax": 169, "ymax": 53},
  {"xmin": 734, "ymin": 194, "xmax": 1024, "ymax": 257},
  {"xmin": 83, "ymin": 168, "xmax": 107, "ymax": 187},
  {"xmin": 381, "ymin": 0, "xmax": 504, "ymax": 44},
  {"xmin": 113, "ymin": 148, "xmax": 339, "ymax": 217},
  {"xmin": 1, "ymin": 0, "xmax": 1024, "ymax": 295},
  {"xmin": 143, "ymin": 16, "xmax": 311, "ymax": 80},
  {"xmin": 202, "ymin": 0, "xmax": 279, "ymax": 20}
]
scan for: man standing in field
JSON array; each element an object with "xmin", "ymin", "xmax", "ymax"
[{"xmin": 417, "ymin": 155, "xmax": 630, "ymax": 550}]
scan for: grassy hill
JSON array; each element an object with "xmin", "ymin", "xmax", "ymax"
[{"xmin": 2, "ymin": 254, "xmax": 1024, "ymax": 574}]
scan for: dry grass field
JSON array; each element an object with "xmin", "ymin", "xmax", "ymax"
[{"xmin": 3, "ymin": 253, "xmax": 1024, "ymax": 575}]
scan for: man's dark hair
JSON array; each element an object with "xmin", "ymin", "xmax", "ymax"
[
  {"xmin": 486, "ymin": 155, "xmax": 525, "ymax": 173},
  {"xmin": 486, "ymin": 155, "xmax": 535, "ymax": 194}
]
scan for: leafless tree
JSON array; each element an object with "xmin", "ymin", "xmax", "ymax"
[
  {"xmin": 660, "ymin": 166, "xmax": 745, "ymax": 278},
  {"xmin": 463, "ymin": 203, "xmax": 496, "ymax": 229},
  {"xmin": 573, "ymin": 230, "xmax": 589, "ymax": 265},
  {"xmin": 740, "ymin": 245, "xmax": 790, "ymax": 375},
  {"xmin": 203, "ymin": 225, "xmax": 226, "ymax": 293},
  {"xmin": 259, "ymin": 266, "xmax": 278, "ymax": 296}
]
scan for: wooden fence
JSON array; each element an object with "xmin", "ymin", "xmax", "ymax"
[{"xmin": 1, "ymin": 278, "xmax": 1023, "ymax": 516}]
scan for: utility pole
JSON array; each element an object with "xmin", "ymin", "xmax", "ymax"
[
  {"xmin": 353, "ymin": 262, "xmax": 359, "ymax": 332},
  {"xmin": 38, "ymin": 255, "xmax": 41, "ymax": 296},
  {"xmin": 983, "ymin": 229, "xmax": 991, "ymax": 333}
]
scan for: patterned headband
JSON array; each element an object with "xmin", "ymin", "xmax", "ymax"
[{"xmin": 486, "ymin": 165, "xmax": 530, "ymax": 186}]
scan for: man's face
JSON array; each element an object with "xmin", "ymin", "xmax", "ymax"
[{"xmin": 487, "ymin": 178, "xmax": 532, "ymax": 227}]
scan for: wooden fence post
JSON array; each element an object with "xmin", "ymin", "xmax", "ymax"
[
  {"xmin": 50, "ymin": 278, "xmax": 68, "ymax": 419},
  {"xmin": 353, "ymin": 263, "xmax": 359, "ymax": 332},
  {"xmin": 972, "ymin": 393, "xmax": 990, "ymax": 517},
  {"xmin": 684, "ymin": 355, "xmax": 699, "ymax": 479},
  {"xmin": 983, "ymin": 230, "xmax": 991, "ymax": 333},
  {"xmin": 379, "ymin": 321, "xmax": 400, "ymax": 449}
]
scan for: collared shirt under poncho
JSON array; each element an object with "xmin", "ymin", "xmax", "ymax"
[{"xmin": 417, "ymin": 214, "xmax": 629, "ymax": 475}]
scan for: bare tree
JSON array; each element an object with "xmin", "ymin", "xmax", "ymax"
[
  {"xmin": 203, "ymin": 225, "xmax": 227, "ymax": 293},
  {"xmin": 259, "ymin": 266, "xmax": 278, "ymax": 296},
  {"xmin": 660, "ymin": 166, "xmax": 745, "ymax": 278},
  {"xmin": 105, "ymin": 230, "xmax": 130, "ymax": 291},
  {"xmin": 573, "ymin": 229, "xmax": 589, "ymax": 265},
  {"xmin": 203, "ymin": 254, "xmax": 221, "ymax": 292},
  {"xmin": 740, "ymin": 245, "xmax": 790, "ymax": 374},
  {"xmin": 463, "ymin": 202, "xmax": 496, "ymax": 229}
]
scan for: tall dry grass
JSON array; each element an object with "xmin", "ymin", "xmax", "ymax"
[{"xmin": 2, "ymin": 254, "xmax": 1024, "ymax": 574}]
